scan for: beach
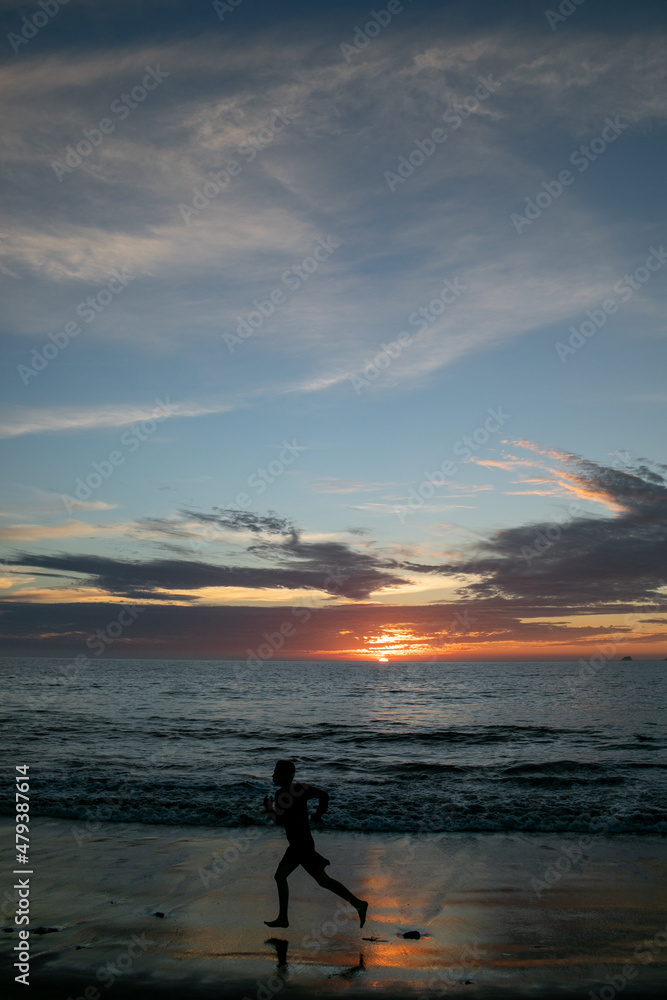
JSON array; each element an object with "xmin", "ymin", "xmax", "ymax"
[{"xmin": 2, "ymin": 817, "xmax": 666, "ymax": 999}]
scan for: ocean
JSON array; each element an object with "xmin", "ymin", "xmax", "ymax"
[{"xmin": 1, "ymin": 657, "xmax": 665, "ymax": 834}]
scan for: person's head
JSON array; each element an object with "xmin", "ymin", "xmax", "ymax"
[{"xmin": 272, "ymin": 759, "xmax": 296, "ymax": 786}]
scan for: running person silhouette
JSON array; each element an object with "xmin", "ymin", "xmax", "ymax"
[{"xmin": 263, "ymin": 759, "xmax": 368, "ymax": 928}]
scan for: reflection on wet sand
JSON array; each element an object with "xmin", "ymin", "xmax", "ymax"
[{"xmin": 8, "ymin": 819, "xmax": 667, "ymax": 999}]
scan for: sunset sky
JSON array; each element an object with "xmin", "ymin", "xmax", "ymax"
[{"xmin": 1, "ymin": 0, "xmax": 666, "ymax": 660}]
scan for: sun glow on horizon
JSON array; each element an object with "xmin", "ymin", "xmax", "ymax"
[{"xmin": 354, "ymin": 627, "xmax": 436, "ymax": 659}]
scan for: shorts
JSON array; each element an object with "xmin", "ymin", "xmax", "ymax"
[{"xmin": 277, "ymin": 843, "xmax": 331, "ymax": 877}]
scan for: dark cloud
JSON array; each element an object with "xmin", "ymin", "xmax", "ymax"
[
  {"xmin": 135, "ymin": 517, "xmax": 196, "ymax": 539},
  {"xmin": 417, "ymin": 455, "xmax": 667, "ymax": 608},
  {"xmin": 3, "ymin": 552, "xmax": 350, "ymax": 600},
  {"xmin": 184, "ymin": 509, "xmax": 297, "ymax": 537},
  {"xmin": 5, "ymin": 454, "xmax": 667, "ymax": 656},
  {"xmin": 134, "ymin": 510, "xmax": 298, "ymax": 543},
  {"xmin": 6, "ymin": 533, "xmax": 407, "ymax": 601},
  {"xmin": 5, "ymin": 454, "xmax": 667, "ymax": 632},
  {"xmin": 1, "ymin": 597, "xmax": 664, "ymax": 662},
  {"xmin": 130, "ymin": 508, "xmax": 407, "ymax": 599}
]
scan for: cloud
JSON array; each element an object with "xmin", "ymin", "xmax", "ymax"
[
  {"xmin": 5, "ymin": 503, "xmax": 411, "ymax": 601},
  {"xmin": 60, "ymin": 500, "xmax": 119, "ymax": 511},
  {"xmin": 182, "ymin": 508, "xmax": 297, "ymax": 536},
  {"xmin": 0, "ymin": 400, "xmax": 231, "ymax": 439},
  {"xmin": 2, "ymin": 21, "xmax": 666, "ymax": 400},
  {"xmin": 310, "ymin": 478, "xmax": 396, "ymax": 494},
  {"xmin": 1, "ymin": 595, "xmax": 665, "ymax": 661},
  {"xmin": 5, "ymin": 445, "xmax": 667, "ymax": 613},
  {"xmin": 3, "ymin": 444, "xmax": 667, "ymax": 654},
  {"xmin": 4, "ymin": 548, "xmax": 405, "ymax": 602},
  {"xmin": 428, "ymin": 447, "xmax": 667, "ymax": 607},
  {"xmin": 0, "ymin": 520, "xmax": 128, "ymax": 542},
  {"xmin": 0, "ymin": 487, "xmax": 117, "ymax": 516}
]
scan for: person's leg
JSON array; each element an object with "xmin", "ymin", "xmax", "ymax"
[
  {"xmin": 313, "ymin": 870, "xmax": 368, "ymax": 927},
  {"xmin": 265, "ymin": 861, "xmax": 296, "ymax": 927}
]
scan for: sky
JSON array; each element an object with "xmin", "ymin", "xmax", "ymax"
[{"xmin": 0, "ymin": 0, "xmax": 666, "ymax": 661}]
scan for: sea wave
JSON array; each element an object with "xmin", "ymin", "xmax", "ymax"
[
  {"xmin": 4, "ymin": 768, "xmax": 664, "ymax": 835},
  {"xmin": 2, "ymin": 657, "xmax": 665, "ymax": 835}
]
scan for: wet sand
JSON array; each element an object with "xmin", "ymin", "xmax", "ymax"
[{"xmin": 2, "ymin": 817, "xmax": 666, "ymax": 999}]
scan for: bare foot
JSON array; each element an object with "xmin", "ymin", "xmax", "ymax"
[
  {"xmin": 264, "ymin": 917, "xmax": 289, "ymax": 928},
  {"xmin": 355, "ymin": 900, "xmax": 368, "ymax": 928}
]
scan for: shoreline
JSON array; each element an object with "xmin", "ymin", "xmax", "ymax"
[{"xmin": 2, "ymin": 818, "xmax": 666, "ymax": 998}]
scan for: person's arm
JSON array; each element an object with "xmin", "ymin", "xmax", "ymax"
[
  {"xmin": 263, "ymin": 795, "xmax": 278, "ymax": 823},
  {"xmin": 307, "ymin": 785, "xmax": 329, "ymax": 822}
]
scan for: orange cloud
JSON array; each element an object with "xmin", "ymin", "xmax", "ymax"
[{"xmin": 0, "ymin": 520, "xmax": 130, "ymax": 542}]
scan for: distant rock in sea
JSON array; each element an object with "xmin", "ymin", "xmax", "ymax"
[{"xmin": 621, "ymin": 655, "xmax": 632, "ymax": 661}]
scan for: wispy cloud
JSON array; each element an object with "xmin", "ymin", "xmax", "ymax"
[
  {"xmin": 0, "ymin": 400, "xmax": 231, "ymax": 438},
  {"xmin": 2, "ymin": 24, "xmax": 665, "ymax": 392},
  {"xmin": 310, "ymin": 478, "xmax": 396, "ymax": 494},
  {"xmin": 0, "ymin": 520, "xmax": 129, "ymax": 542}
]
